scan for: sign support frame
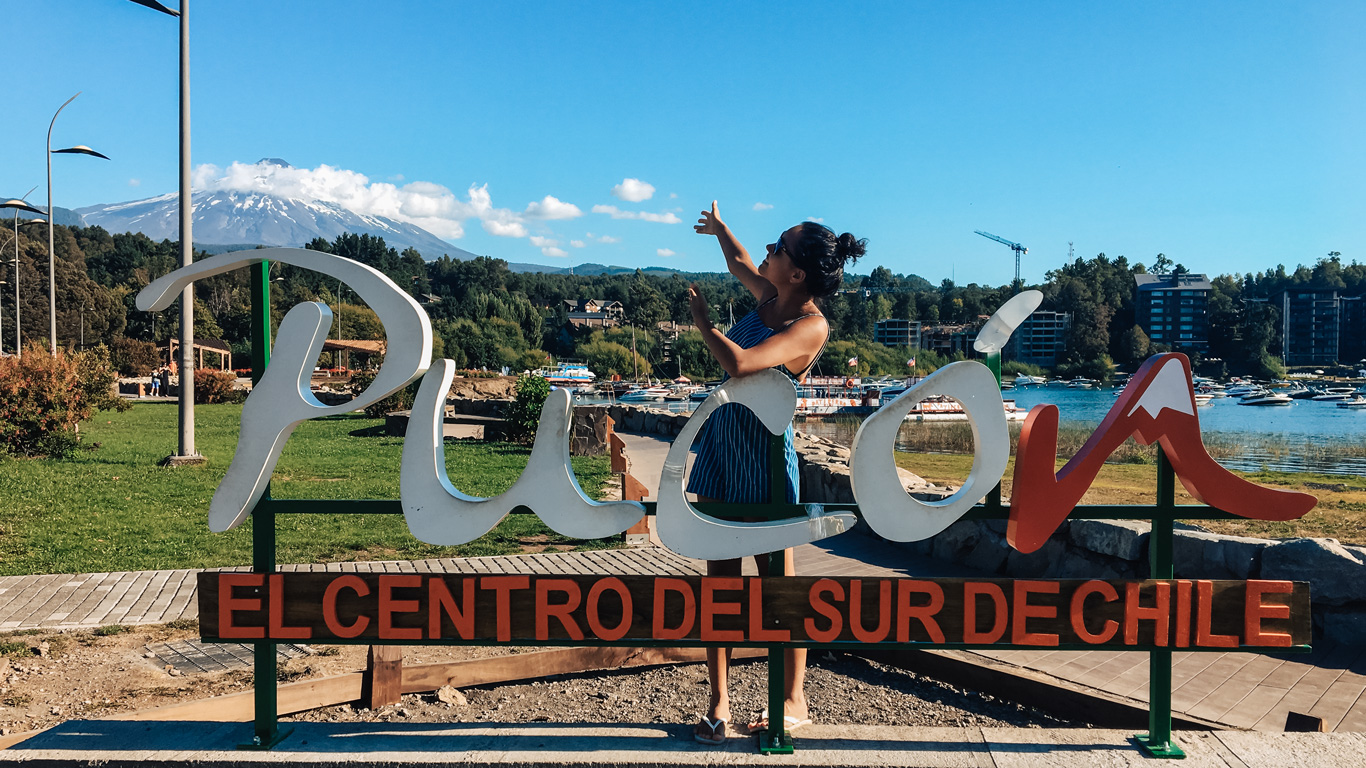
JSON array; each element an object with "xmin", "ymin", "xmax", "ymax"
[{"xmin": 232, "ymin": 264, "xmax": 1307, "ymax": 756}]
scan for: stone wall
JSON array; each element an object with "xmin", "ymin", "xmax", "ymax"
[{"xmin": 601, "ymin": 403, "xmax": 1366, "ymax": 647}]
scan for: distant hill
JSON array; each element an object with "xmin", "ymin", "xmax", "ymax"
[
  {"xmin": 3, "ymin": 202, "xmax": 85, "ymax": 228},
  {"xmin": 507, "ymin": 261, "xmax": 711, "ymax": 278},
  {"xmin": 76, "ymin": 189, "xmax": 481, "ymax": 261}
]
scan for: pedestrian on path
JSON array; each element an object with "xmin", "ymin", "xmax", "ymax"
[{"xmin": 685, "ymin": 201, "xmax": 865, "ymax": 744}]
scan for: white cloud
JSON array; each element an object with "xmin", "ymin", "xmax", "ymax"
[
  {"xmin": 592, "ymin": 204, "xmax": 681, "ymax": 223},
  {"xmin": 669, "ymin": 192, "xmax": 678, "ymax": 199},
  {"xmin": 542, "ymin": 247, "xmax": 569, "ymax": 258},
  {"xmin": 128, "ymin": 178, "xmax": 141, "ymax": 187},
  {"xmin": 190, "ymin": 160, "xmax": 535, "ymax": 241},
  {"xmin": 596, "ymin": 234, "xmax": 620, "ymax": 244},
  {"xmin": 611, "ymin": 178, "xmax": 655, "ymax": 202},
  {"xmin": 530, "ymin": 236, "xmax": 559, "ymax": 247},
  {"xmin": 388, "ymin": 174, "xmax": 405, "ymax": 182},
  {"xmin": 806, "ymin": 216, "xmax": 825, "ymax": 223},
  {"xmin": 570, "ymin": 240, "xmax": 586, "ymax": 248},
  {"xmin": 753, "ymin": 202, "xmax": 773, "ymax": 211},
  {"xmin": 657, "ymin": 248, "xmax": 676, "ymax": 258},
  {"xmin": 524, "ymin": 195, "xmax": 583, "ymax": 220}
]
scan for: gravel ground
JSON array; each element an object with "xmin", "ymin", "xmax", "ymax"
[{"xmin": 287, "ymin": 652, "xmax": 1080, "ymax": 730}]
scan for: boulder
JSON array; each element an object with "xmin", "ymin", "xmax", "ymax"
[
  {"xmin": 963, "ymin": 530, "xmax": 1010, "ymax": 574},
  {"xmin": 1173, "ymin": 529, "xmax": 1234, "ymax": 579},
  {"xmin": 1320, "ymin": 607, "xmax": 1366, "ymax": 647},
  {"xmin": 1214, "ymin": 534, "xmax": 1272, "ymax": 580},
  {"xmin": 1069, "ymin": 520, "xmax": 1149, "ymax": 561},
  {"xmin": 1261, "ymin": 538, "xmax": 1366, "ymax": 606},
  {"xmin": 1006, "ymin": 534, "xmax": 1067, "ymax": 578},
  {"xmin": 932, "ymin": 520, "xmax": 982, "ymax": 563}
]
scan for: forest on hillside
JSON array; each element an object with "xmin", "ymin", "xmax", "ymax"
[{"xmin": 2, "ymin": 221, "xmax": 1361, "ymax": 381}]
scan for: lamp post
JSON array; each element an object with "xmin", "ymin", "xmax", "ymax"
[
  {"xmin": 47, "ymin": 93, "xmax": 110, "ymax": 352},
  {"xmin": 128, "ymin": 0, "xmax": 201, "ymax": 463},
  {"xmin": 1, "ymin": 199, "xmax": 47, "ymax": 354}
]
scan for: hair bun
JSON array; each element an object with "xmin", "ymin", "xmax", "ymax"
[{"xmin": 836, "ymin": 233, "xmax": 867, "ymax": 266}]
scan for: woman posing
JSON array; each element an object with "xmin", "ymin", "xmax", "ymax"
[{"xmin": 686, "ymin": 201, "xmax": 865, "ymax": 744}]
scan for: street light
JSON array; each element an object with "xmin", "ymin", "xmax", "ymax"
[
  {"xmin": 47, "ymin": 92, "xmax": 109, "ymax": 352},
  {"xmin": 127, "ymin": 0, "xmax": 201, "ymax": 464},
  {"xmin": 1, "ymin": 198, "xmax": 47, "ymax": 354}
]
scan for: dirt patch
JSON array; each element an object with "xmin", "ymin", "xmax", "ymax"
[
  {"xmin": 2, "ymin": 623, "xmax": 1075, "ymax": 737},
  {"xmin": 285, "ymin": 652, "xmax": 1078, "ymax": 730},
  {"xmin": 447, "ymin": 376, "xmax": 518, "ymax": 401}
]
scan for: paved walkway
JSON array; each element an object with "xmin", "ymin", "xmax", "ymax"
[{"xmin": 5, "ymin": 722, "xmax": 1363, "ymax": 766}]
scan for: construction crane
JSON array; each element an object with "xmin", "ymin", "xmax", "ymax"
[{"xmin": 974, "ymin": 230, "xmax": 1028, "ymax": 292}]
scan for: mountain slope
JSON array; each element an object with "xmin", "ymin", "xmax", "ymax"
[{"xmin": 76, "ymin": 190, "xmax": 479, "ymax": 260}]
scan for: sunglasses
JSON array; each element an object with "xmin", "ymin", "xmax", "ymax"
[{"xmin": 771, "ymin": 235, "xmax": 790, "ymax": 258}]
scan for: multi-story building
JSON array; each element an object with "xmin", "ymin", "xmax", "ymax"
[
  {"xmin": 1011, "ymin": 310, "xmax": 1071, "ymax": 367},
  {"xmin": 921, "ymin": 323, "xmax": 977, "ymax": 357},
  {"xmin": 1276, "ymin": 288, "xmax": 1364, "ymax": 366},
  {"xmin": 1134, "ymin": 273, "xmax": 1212, "ymax": 354},
  {"xmin": 874, "ymin": 318, "xmax": 921, "ymax": 348}
]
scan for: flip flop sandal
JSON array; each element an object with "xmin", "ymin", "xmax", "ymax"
[
  {"xmin": 746, "ymin": 710, "xmax": 812, "ymax": 734},
  {"xmin": 693, "ymin": 715, "xmax": 728, "ymax": 745}
]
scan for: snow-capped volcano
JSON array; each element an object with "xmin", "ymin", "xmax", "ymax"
[{"xmin": 77, "ymin": 189, "xmax": 474, "ymax": 260}]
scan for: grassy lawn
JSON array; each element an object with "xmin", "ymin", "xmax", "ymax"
[
  {"xmin": 0, "ymin": 403, "xmax": 617, "ymax": 576},
  {"xmin": 895, "ymin": 452, "xmax": 1366, "ymax": 545}
]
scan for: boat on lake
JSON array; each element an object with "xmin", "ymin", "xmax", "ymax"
[
  {"xmin": 618, "ymin": 385, "xmax": 670, "ymax": 402},
  {"xmin": 1337, "ymin": 396, "xmax": 1366, "ymax": 409},
  {"xmin": 1238, "ymin": 389, "xmax": 1293, "ymax": 406},
  {"xmin": 1311, "ymin": 387, "xmax": 1356, "ymax": 402},
  {"xmin": 535, "ymin": 360, "xmax": 596, "ymax": 385}
]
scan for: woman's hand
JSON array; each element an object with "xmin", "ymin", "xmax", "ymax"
[
  {"xmin": 694, "ymin": 200, "xmax": 725, "ymax": 236},
  {"xmin": 687, "ymin": 284, "xmax": 711, "ymax": 328}
]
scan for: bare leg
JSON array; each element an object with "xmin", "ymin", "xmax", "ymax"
[
  {"xmin": 697, "ymin": 496, "xmax": 737, "ymax": 735},
  {"xmin": 749, "ymin": 548, "xmax": 808, "ymax": 728}
]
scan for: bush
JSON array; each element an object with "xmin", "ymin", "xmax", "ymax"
[
  {"xmin": 0, "ymin": 344, "xmax": 126, "ymax": 458},
  {"xmin": 109, "ymin": 337, "xmax": 161, "ymax": 377},
  {"xmin": 504, "ymin": 374, "xmax": 550, "ymax": 444},
  {"xmin": 193, "ymin": 369, "xmax": 240, "ymax": 404},
  {"xmin": 349, "ymin": 369, "xmax": 419, "ymax": 417}
]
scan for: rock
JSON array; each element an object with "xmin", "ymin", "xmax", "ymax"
[
  {"xmin": 1068, "ymin": 520, "xmax": 1149, "ymax": 561},
  {"xmin": 1320, "ymin": 607, "xmax": 1366, "ymax": 647},
  {"xmin": 36, "ymin": 641, "xmax": 50, "ymax": 658},
  {"xmin": 1215, "ymin": 534, "xmax": 1272, "ymax": 579},
  {"xmin": 1173, "ymin": 529, "xmax": 1234, "ymax": 579},
  {"xmin": 963, "ymin": 531, "xmax": 1010, "ymax": 574},
  {"xmin": 932, "ymin": 521, "xmax": 981, "ymax": 562},
  {"xmin": 437, "ymin": 685, "xmax": 468, "ymax": 706},
  {"xmin": 1006, "ymin": 535, "xmax": 1067, "ymax": 578},
  {"xmin": 1261, "ymin": 538, "xmax": 1366, "ymax": 606}
]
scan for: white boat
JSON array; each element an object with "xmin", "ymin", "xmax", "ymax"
[
  {"xmin": 1311, "ymin": 388, "xmax": 1356, "ymax": 402},
  {"xmin": 618, "ymin": 385, "xmax": 670, "ymax": 402},
  {"xmin": 535, "ymin": 361, "xmax": 596, "ymax": 385},
  {"xmin": 1238, "ymin": 389, "xmax": 1293, "ymax": 406},
  {"xmin": 1014, "ymin": 375, "xmax": 1046, "ymax": 386},
  {"xmin": 1337, "ymin": 396, "xmax": 1366, "ymax": 409},
  {"xmin": 1066, "ymin": 378, "xmax": 1099, "ymax": 389},
  {"xmin": 1194, "ymin": 392, "xmax": 1215, "ymax": 406}
]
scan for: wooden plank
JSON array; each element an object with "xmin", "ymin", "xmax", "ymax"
[
  {"xmin": 1330, "ymin": 687, "xmax": 1366, "ymax": 733},
  {"xmin": 1072, "ymin": 652, "xmax": 1151, "ymax": 690},
  {"xmin": 364, "ymin": 645, "xmax": 404, "ymax": 708},
  {"xmin": 1306, "ymin": 676, "xmax": 1366, "ymax": 731},
  {"xmin": 1251, "ymin": 657, "xmax": 1356, "ymax": 731},
  {"xmin": 1184, "ymin": 653, "xmax": 1285, "ymax": 722},
  {"xmin": 1170, "ymin": 652, "xmax": 1259, "ymax": 711},
  {"xmin": 1222, "ymin": 683, "xmax": 1297, "ymax": 730},
  {"xmin": 400, "ymin": 646, "xmax": 765, "ymax": 693},
  {"xmin": 111, "ymin": 673, "xmax": 366, "ymax": 722}
]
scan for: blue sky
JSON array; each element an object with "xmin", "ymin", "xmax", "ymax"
[{"xmin": 6, "ymin": 2, "xmax": 1364, "ymax": 286}]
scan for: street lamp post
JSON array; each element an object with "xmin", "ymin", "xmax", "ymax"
[
  {"xmin": 129, "ymin": 0, "xmax": 201, "ymax": 463},
  {"xmin": 1, "ymin": 199, "xmax": 47, "ymax": 355},
  {"xmin": 47, "ymin": 93, "xmax": 109, "ymax": 352}
]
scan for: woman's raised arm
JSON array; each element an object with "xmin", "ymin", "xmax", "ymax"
[{"xmin": 695, "ymin": 201, "xmax": 772, "ymax": 302}]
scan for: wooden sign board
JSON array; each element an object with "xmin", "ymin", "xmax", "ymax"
[{"xmin": 199, "ymin": 573, "xmax": 1309, "ymax": 650}]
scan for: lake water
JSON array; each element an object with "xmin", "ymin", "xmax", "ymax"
[{"xmin": 581, "ymin": 385, "xmax": 1366, "ymax": 476}]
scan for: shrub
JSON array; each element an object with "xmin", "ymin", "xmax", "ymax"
[
  {"xmin": 504, "ymin": 374, "xmax": 550, "ymax": 444},
  {"xmin": 349, "ymin": 369, "xmax": 419, "ymax": 417},
  {"xmin": 109, "ymin": 337, "xmax": 161, "ymax": 377},
  {"xmin": 0, "ymin": 344, "xmax": 126, "ymax": 458},
  {"xmin": 193, "ymin": 369, "xmax": 240, "ymax": 404}
]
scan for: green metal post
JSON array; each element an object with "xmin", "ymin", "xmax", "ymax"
[
  {"xmin": 1135, "ymin": 446, "xmax": 1183, "ymax": 759},
  {"xmin": 758, "ymin": 430, "xmax": 794, "ymax": 754},
  {"xmin": 239, "ymin": 260, "xmax": 291, "ymax": 749}
]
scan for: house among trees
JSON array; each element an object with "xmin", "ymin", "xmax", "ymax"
[
  {"xmin": 563, "ymin": 298, "xmax": 625, "ymax": 328},
  {"xmin": 1012, "ymin": 310, "xmax": 1071, "ymax": 367},
  {"xmin": 874, "ymin": 318, "xmax": 921, "ymax": 348},
  {"xmin": 1134, "ymin": 272, "xmax": 1212, "ymax": 355}
]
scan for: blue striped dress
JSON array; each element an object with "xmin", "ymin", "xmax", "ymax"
[{"xmin": 686, "ymin": 297, "xmax": 825, "ymax": 505}]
